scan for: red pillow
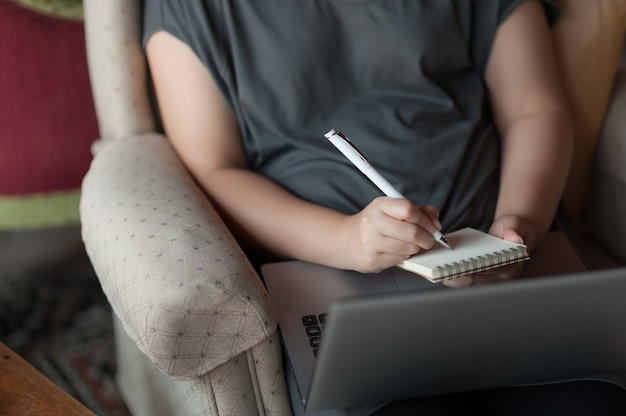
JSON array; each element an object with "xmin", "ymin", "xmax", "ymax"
[
  {"xmin": 0, "ymin": 0, "xmax": 98, "ymax": 228},
  {"xmin": 0, "ymin": 0, "xmax": 98, "ymax": 196}
]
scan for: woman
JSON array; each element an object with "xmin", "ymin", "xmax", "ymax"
[{"xmin": 143, "ymin": 0, "xmax": 626, "ymax": 413}]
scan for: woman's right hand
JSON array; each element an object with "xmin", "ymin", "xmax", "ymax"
[{"xmin": 339, "ymin": 197, "xmax": 443, "ymax": 273}]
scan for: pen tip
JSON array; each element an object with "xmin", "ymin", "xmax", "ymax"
[{"xmin": 441, "ymin": 235, "xmax": 452, "ymax": 250}]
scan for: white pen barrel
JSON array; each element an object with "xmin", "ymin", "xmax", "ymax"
[
  {"xmin": 362, "ymin": 166, "xmax": 405, "ymax": 199},
  {"xmin": 325, "ymin": 129, "xmax": 450, "ymax": 248}
]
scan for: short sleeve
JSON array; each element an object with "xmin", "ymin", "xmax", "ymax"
[
  {"xmin": 471, "ymin": 0, "xmax": 562, "ymax": 75},
  {"xmin": 141, "ymin": 0, "xmax": 237, "ymax": 116}
]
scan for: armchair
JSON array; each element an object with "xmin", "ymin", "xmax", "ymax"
[
  {"xmin": 80, "ymin": 1, "xmax": 290, "ymax": 415},
  {"xmin": 79, "ymin": 0, "xmax": 626, "ymax": 415}
]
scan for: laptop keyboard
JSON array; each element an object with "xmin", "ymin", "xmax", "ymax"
[{"xmin": 302, "ymin": 313, "xmax": 327, "ymax": 356}]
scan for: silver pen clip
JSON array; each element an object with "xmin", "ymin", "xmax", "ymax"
[{"xmin": 333, "ymin": 131, "xmax": 369, "ymax": 162}]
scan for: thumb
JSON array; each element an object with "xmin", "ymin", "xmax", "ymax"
[{"xmin": 502, "ymin": 228, "xmax": 524, "ymax": 245}]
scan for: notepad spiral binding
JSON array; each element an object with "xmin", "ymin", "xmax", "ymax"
[{"xmin": 434, "ymin": 246, "xmax": 529, "ymax": 279}]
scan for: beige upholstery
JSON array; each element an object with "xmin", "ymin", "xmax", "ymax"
[
  {"xmin": 549, "ymin": 0, "xmax": 626, "ymax": 263},
  {"xmin": 82, "ymin": 0, "xmax": 155, "ymax": 142},
  {"xmin": 552, "ymin": 0, "xmax": 626, "ymax": 236},
  {"xmin": 81, "ymin": 133, "xmax": 279, "ymax": 378},
  {"xmin": 80, "ymin": 0, "xmax": 291, "ymax": 414},
  {"xmin": 79, "ymin": 0, "xmax": 626, "ymax": 414},
  {"xmin": 585, "ymin": 68, "xmax": 626, "ymax": 262}
]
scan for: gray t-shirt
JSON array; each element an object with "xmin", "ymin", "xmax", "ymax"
[{"xmin": 143, "ymin": 0, "xmax": 559, "ymax": 232}]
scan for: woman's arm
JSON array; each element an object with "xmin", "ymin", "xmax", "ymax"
[
  {"xmin": 145, "ymin": 31, "xmax": 442, "ymax": 273},
  {"xmin": 447, "ymin": 1, "xmax": 573, "ymax": 287},
  {"xmin": 486, "ymin": 0, "xmax": 573, "ymax": 251}
]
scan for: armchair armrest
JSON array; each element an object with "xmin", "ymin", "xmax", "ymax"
[
  {"xmin": 80, "ymin": 133, "xmax": 278, "ymax": 379},
  {"xmin": 83, "ymin": 0, "xmax": 156, "ymax": 141}
]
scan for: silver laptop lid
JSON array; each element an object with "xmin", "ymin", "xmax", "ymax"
[{"xmin": 304, "ymin": 267, "xmax": 626, "ymax": 411}]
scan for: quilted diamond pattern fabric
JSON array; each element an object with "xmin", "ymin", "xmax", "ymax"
[
  {"xmin": 80, "ymin": 133, "xmax": 278, "ymax": 379},
  {"xmin": 83, "ymin": 0, "xmax": 156, "ymax": 141},
  {"xmin": 112, "ymin": 310, "xmax": 292, "ymax": 416},
  {"xmin": 81, "ymin": 0, "xmax": 293, "ymax": 413}
]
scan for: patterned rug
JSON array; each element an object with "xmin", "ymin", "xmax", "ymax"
[{"xmin": 0, "ymin": 250, "xmax": 131, "ymax": 416}]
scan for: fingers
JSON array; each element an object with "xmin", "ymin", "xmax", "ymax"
[
  {"xmin": 419, "ymin": 205, "xmax": 443, "ymax": 231},
  {"xmin": 488, "ymin": 215, "xmax": 526, "ymax": 244},
  {"xmin": 354, "ymin": 203, "xmax": 428, "ymax": 257},
  {"xmin": 373, "ymin": 198, "xmax": 441, "ymax": 250},
  {"xmin": 501, "ymin": 228, "xmax": 524, "ymax": 245},
  {"xmin": 349, "ymin": 197, "xmax": 444, "ymax": 273},
  {"xmin": 376, "ymin": 197, "xmax": 442, "ymax": 234},
  {"xmin": 443, "ymin": 216, "xmax": 528, "ymax": 287},
  {"xmin": 443, "ymin": 262, "xmax": 524, "ymax": 288}
]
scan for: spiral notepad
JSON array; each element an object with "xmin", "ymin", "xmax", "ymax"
[{"xmin": 397, "ymin": 227, "xmax": 530, "ymax": 282}]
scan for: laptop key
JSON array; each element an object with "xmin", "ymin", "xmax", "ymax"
[
  {"xmin": 306, "ymin": 325, "xmax": 322, "ymax": 337},
  {"xmin": 303, "ymin": 314, "xmax": 325, "ymax": 355},
  {"xmin": 302, "ymin": 315, "xmax": 318, "ymax": 326},
  {"xmin": 309, "ymin": 337, "xmax": 322, "ymax": 348}
]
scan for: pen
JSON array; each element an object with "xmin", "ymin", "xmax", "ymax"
[{"xmin": 324, "ymin": 129, "xmax": 452, "ymax": 250}]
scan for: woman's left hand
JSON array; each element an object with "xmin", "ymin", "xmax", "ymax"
[{"xmin": 443, "ymin": 215, "xmax": 528, "ymax": 288}]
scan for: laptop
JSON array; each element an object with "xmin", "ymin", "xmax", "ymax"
[{"xmin": 261, "ymin": 261, "xmax": 626, "ymax": 413}]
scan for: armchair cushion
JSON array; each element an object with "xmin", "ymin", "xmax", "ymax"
[
  {"xmin": 551, "ymin": 0, "xmax": 626, "ymax": 224},
  {"xmin": 585, "ymin": 69, "xmax": 626, "ymax": 263},
  {"xmin": 549, "ymin": 0, "xmax": 626, "ymax": 263},
  {"xmin": 80, "ymin": 133, "xmax": 278, "ymax": 380}
]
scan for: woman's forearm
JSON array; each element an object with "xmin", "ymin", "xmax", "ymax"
[
  {"xmin": 485, "ymin": 1, "xmax": 574, "ymax": 252},
  {"xmin": 494, "ymin": 108, "xmax": 573, "ymax": 251},
  {"xmin": 195, "ymin": 166, "xmax": 351, "ymax": 266}
]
